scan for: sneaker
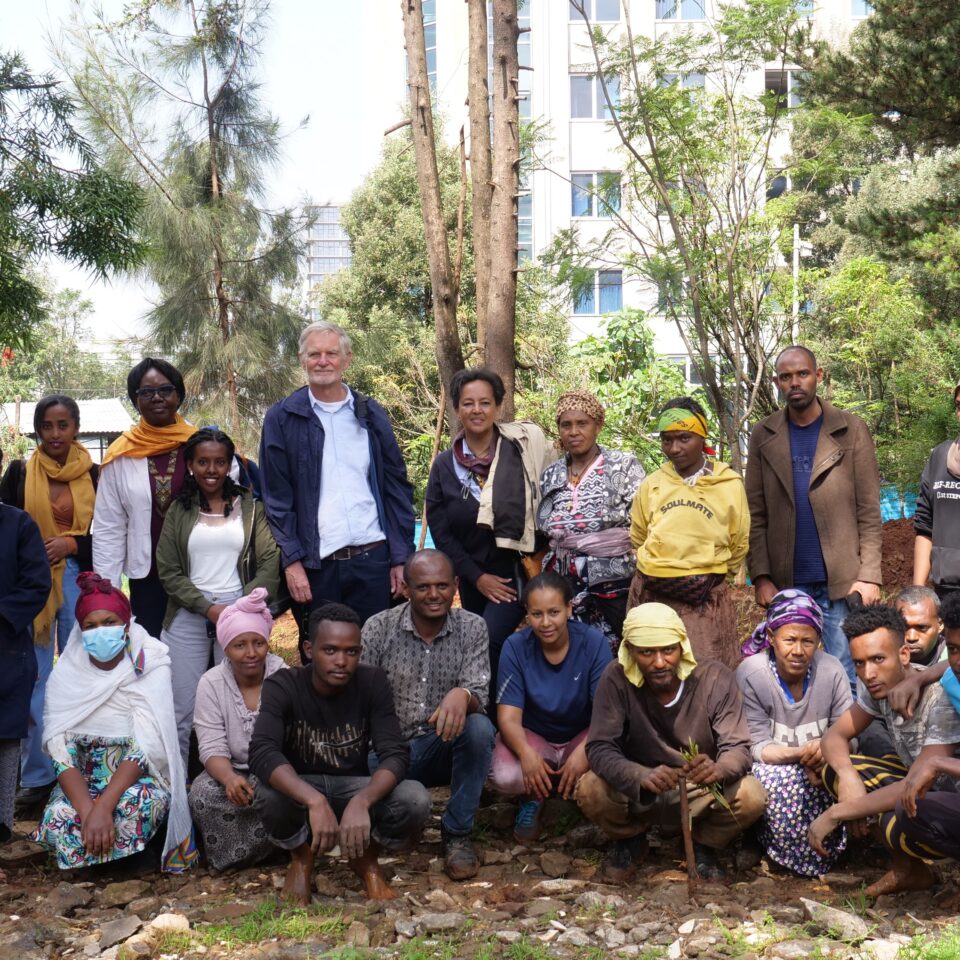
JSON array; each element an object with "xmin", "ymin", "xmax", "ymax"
[
  {"xmin": 441, "ymin": 829, "xmax": 480, "ymax": 881},
  {"xmin": 513, "ymin": 797, "xmax": 544, "ymax": 844},
  {"xmin": 600, "ymin": 834, "xmax": 648, "ymax": 884},
  {"xmin": 693, "ymin": 841, "xmax": 726, "ymax": 880}
]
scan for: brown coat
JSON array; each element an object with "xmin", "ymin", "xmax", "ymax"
[{"xmin": 745, "ymin": 400, "xmax": 882, "ymax": 600}]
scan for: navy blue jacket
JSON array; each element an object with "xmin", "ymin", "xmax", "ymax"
[
  {"xmin": 0, "ymin": 504, "xmax": 52, "ymax": 739},
  {"xmin": 259, "ymin": 386, "xmax": 415, "ymax": 569}
]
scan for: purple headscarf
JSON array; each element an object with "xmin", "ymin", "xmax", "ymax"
[{"xmin": 741, "ymin": 588, "xmax": 824, "ymax": 658}]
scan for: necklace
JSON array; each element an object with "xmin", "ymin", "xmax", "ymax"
[
  {"xmin": 568, "ymin": 447, "xmax": 601, "ymax": 487},
  {"xmin": 680, "ymin": 456, "xmax": 709, "ymax": 487},
  {"xmin": 148, "ymin": 451, "xmax": 179, "ymax": 515}
]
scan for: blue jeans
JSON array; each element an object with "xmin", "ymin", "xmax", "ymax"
[
  {"xmin": 370, "ymin": 713, "xmax": 496, "ymax": 837},
  {"xmin": 796, "ymin": 581, "xmax": 854, "ymax": 688},
  {"xmin": 20, "ymin": 557, "xmax": 81, "ymax": 788}
]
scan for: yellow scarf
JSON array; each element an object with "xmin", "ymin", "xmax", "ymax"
[
  {"xmin": 25, "ymin": 443, "xmax": 96, "ymax": 647},
  {"xmin": 101, "ymin": 414, "xmax": 196, "ymax": 466},
  {"xmin": 618, "ymin": 602, "xmax": 698, "ymax": 688}
]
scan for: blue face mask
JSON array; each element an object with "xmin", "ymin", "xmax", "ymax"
[{"xmin": 81, "ymin": 624, "xmax": 127, "ymax": 663}]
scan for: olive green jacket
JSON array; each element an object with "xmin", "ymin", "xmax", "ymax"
[{"xmin": 156, "ymin": 492, "xmax": 281, "ymax": 631}]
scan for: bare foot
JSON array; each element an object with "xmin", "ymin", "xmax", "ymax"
[
  {"xmin": 349, "ymin": 841, "xmax": 396, "ymax": 901},
  {"xmin": 282, "ymin": 846, "xmax": 314, "ymax": 906},
  {"xmin": 865, "ymin": 861, "xmax": 935, "ymax": 897}
]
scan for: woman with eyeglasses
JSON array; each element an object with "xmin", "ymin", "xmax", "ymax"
[
  {"xmin": 92, "ymin": 359, "xmax": 196, "ymax": 638},
  {"xmin": 913, "ymin": 381, "xmax": 960, "ymax": 598}
]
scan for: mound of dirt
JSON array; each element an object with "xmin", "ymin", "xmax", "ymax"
[{"xmin": 882, "ymin": 517, "xmax": 915, "ymax": 593}]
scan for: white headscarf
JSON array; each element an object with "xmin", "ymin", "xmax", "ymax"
[{"xmin": 44, "ymin": 619, "xmax": 195, "ymax": 872}]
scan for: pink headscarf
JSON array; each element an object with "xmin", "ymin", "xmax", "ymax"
[{"xmin": 216, "ymin": 587, "xmax": 274, "ymax": 650}]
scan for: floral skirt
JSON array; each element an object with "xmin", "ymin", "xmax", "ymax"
[
  {"xmin": 752, "ymin": 761, "xmax": 846, "ymax": 877},
  {"xmin": 32, "ymin": 735, "xmax": 169, "ymax": 870}
]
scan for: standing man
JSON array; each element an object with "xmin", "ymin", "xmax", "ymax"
[
  {"xmin": 260, "ymin": 321, "xmax": 415, "ymax": 660},
  {"xmin": 746, "ymin": 345, "xmax": 882, "ymax": 684},
  {"xmin": 361, "ymin": 549, "xmax": 495, "ymax": 881}
]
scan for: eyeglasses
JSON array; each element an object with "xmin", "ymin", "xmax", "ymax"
[{"xmin": 135, "ymin": 384, "xmax": 177, "ymax": 401}]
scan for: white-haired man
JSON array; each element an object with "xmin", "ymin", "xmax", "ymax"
[{"xmin": 260, "ymin": 321, "xmax": 415, "ymax": 661}]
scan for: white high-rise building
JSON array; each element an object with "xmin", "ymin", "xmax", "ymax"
[
  {"xmin": 304, "ymin": 204, "xmax": 352, "ymax": 321},
  {"xmin": 321, "ymin": 1, "xmax": 872, "ymax": 367}
]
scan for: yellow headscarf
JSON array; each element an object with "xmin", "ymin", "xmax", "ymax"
[
  {"xmin": 25, "ymin": 443, "xmax": 96, "ymax": 647},
  {"xmin": 618, "ymin": 602, "xmax": 698, "ymax": 688},
  {"xmin": 657, "ymin": 406, "xmax": 708, "ymax": 438},
  {"xmin": 101, "ymin": 413, "xmax": 196, "ymax": 466}
]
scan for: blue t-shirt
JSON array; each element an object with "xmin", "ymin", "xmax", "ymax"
[
  {"xmin": 789, "ymin": 415, "xmax": 827, "ymax": 583},
  {"xmin": 496, "ymin": 620, "xmax": 613, "ymax": 743}
]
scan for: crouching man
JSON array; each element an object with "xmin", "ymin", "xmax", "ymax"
[
  {"xmin": 249, "ymin": 603, "xmax": 430, "ymax": 904},
  {"xmin": 575, "ymin": 604, "xmax": 766, "ymax": 882}
]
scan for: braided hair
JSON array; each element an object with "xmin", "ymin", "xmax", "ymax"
[{"xmin": 175, "ymin": 427, "xmax": 244, "ymax": 516}]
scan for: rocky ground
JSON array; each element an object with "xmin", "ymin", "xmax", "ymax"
[{"xmin": 3, "ymin": 791, "xmax": 959, "ymax": 960}]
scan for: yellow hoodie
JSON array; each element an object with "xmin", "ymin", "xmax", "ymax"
[{"xmin": 629, "ymin": 460, "xmax": 750, "ymax": 578}]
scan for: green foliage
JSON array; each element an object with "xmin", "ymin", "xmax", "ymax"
[
  {"xmin": 0, "ymin": 51, "xmax": 143, "ymax": 349},
  {"xmin": 900, "ymin": 923, "xmax": 960, "ymax": 960},
  {"xmin": 803, "ymin": 0, "xmax": 960, "ymax": 151},
  {"xmin": 184, "ymin": 900, "xmax": 344, "ymax": 948},
  {"xmin": 805, "ymin": 257, "xmax": 957, "ymax": 489}
]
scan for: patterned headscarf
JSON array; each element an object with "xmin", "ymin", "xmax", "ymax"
[
  {"xmin": 75, "ymin": 572, "xmax": 132, "ymax": 626},
  {"xmin": 619, "ymin": 603, "xmax": 697, "ymax": 688},
  {"xmin": 556, "ymin": 390, "xmax": 605, "ymax": 428},
  {"xmin": 740, "ymin": 588, "xmax": 824, "ymax": 658},
  {"xmin": 657, "ymin": 406, "xmax": 708, "ymax": 438}
]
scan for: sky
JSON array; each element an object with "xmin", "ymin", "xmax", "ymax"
[{"xmin": 3, "ymin": 0, "xmax": 404, "ymax": 344}]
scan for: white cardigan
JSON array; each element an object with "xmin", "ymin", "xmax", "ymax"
[{"xmin": 92, "ymin": 453, "xmax": 239, "ymax": 583}]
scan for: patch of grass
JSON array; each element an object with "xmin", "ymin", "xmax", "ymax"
[
  {"xmin": 899, "ymin": 924, "xmax": 960, "ymax": 960},
  {"xmin": 191, "ymin": 900, "xmax": 345, "ymax": 948},
  {"xmin": 843, "ymin": 887, "xmax": 872, "ymax": 916},
  {"xmin": 505, "ymin": 938, "xmax": 554, "ymax": 960},
  {"xmin": 395, "ymin": 936, "xmax": 463, "ymax": 960},
  {"xmin": 130, "ymin": 932, "xmax": 194, "ymax": 957},
  {"xmin": 322, "ymin": 949, "xmax": 370, "ymax": 960}
]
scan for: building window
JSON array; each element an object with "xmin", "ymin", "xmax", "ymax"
[
  {"xmin": 574, "ymin": 270, "xmax": 623, "ymax": 315},
  {"xmin": 517, "ymin": 190, "xmax": 533, "ymax": 263},
  {"xmin": 570, "ymin": 74, "xmax": 620, "ymax": 119},
  {"xmin": 571, "ymin": 172, "xmax": 621, "ymax": 217},
  {"xmin": 422, "ymin": 0, "xmax": 437, "ymax": 93},
  {"xmin": 795, "ymin": 0, "xmax": 814, "ymax": 16},
  {"xmin": 569, "ymin": 0, "xmax": 620, "ymax": 21},
  {"xmin": 659, "ymin": 72, "xmax": 706, "ymax": 90},
  {"xmin": 851, "ymin": 0, "xmax": 872, "ymax": 15},
  {"xmin": 656, "ymin": 0, "xmax": 706, "ymax": 21},
  {"xmin": 489, "ymin": 5, "xmax": 532, "ymax": 119},
  {"xmin": 765, "ymin": 69, "xmax": 806, "ymax": 109}
]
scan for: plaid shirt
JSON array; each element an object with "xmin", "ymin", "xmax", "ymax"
[{"xmin": 360, "ymin": 601, "xmax": 490, "ymax": 740}]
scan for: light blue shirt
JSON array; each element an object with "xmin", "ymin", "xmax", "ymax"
[
  {"xmin": 311, "ymin": 388, "xmax": 384, "ymax": 557},
  {"xmin": 451, "ymin": 438, "xmax": 483, "ymax": 500}
]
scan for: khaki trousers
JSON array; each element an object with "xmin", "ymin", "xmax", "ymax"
[{"xmin": 575, "ymin": 770, "xmax": 767, "ymax": 849}]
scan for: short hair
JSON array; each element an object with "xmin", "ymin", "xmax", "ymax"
[
  {"xmin": 449, "ymin": 368, "xmax": 506, "ymax": 408},
  {"xmin": 403, "ymin": 548, "xmax": 455, "ymax": 583},
  {"xmin": 298, "ymin": 320, "xmax": 352, "ymax": 357},
  {"xmin": 127, "ymin": 358, "xmax": 186, "ymax": 407},
  {"xmin": 774, "ymin": 344, "xmax": 818, "ymax": 371},
  {"xmin": 842, "ymin": 603, "xmax": 906, "ymax": 646},
  {"xmin": 894, "ymin": 585, "xmax": 941, "ymax": 613},
  {"xmin": 941, "ymin": 593, "xmax": 960, "ymax": 632},
  {"xmin": 522, "ymin": 570, "xmax": 573, "ymax": 608},
  {"xmin": 659, "ymin": 395, "xmax": 708, "ymax": 420},
  {"xmin": 33, "ymin": 394, "xmax": 81, "ymax": 435},
  {"xmin": 308, "ymin": 602, "xmax": 362, "ymax": 640}
]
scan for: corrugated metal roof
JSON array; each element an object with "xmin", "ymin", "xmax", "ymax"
[{"xmin": 0, "ymin": 398, "xmax": 133, "ymax": 436}]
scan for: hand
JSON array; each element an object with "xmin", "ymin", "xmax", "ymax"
[
  {"xmin": 206, "ymin": 603, "xmax": 227, "ymax": 623},
  {"xmin": 887, "ymin": 672, "xmax": 924, "ymax": 719},
  {"xmin": 555, "ymin": 743, "xmax": 589, "ymax": 800},
  {"xmin": 44, "ymin": 536, "xmax": 73, "ymax": 564},
  {"xmin": 850, "ymin": 581, "xmax": 881, "ymax": 605},
  {"xmin": 808, "ymin": 809, "xmax": 840, "ymax": 857},
  {"xmin": 389, "ymin": 564, "xmax": 405, "ymax": 598},
  {"xmin": 338, "ymin": 795, "xmax": 372, "ymax": 861},
  {"xmin": 902, "ymin": 755, "xmax": 940, "ymax": 818},
  {"xmin": 754, "ymin": 576, "xmax": 777, "ymax": 608},
  {"xmin": 307, "ymin": 796, "xmax": 340, "ymax": 854},
  {"xmin": 519, "ymin": 748, "xmax": 554, "ymax": 801},
  {"xmin": 80, "ymin": 800, "xmax": 116, "ymax": 859},
  {"xmin": 476, "ymin": 573, "xmax": 517, "ymax": 605},
  {"xmin": 836, "ymin": 770, "xmax": 871, "ymax": 839},
  {"xmin": 224, "ymin": 774, "xmax": 255, "ymax": 807},
  {"xmin": 682, "ymin": 752, "xmax": 723, "ymax": 786},
  {"xmin": 285, "ymin": 561, "xmax": 312, "ymax": 605},
  {"xmin": 637, "ymin": 764, "xmax": 681, "ymax": 795},
  {"xmin": 428, "ymin": 688, "xmax": 470, "ymax": 742},
  {"xmin": 798, "ymin": 739, "xmax": 824, "ymax": 771},
  {"xmin": 804, "ymin": 765, "xmax": 823, "ymax": 788}
]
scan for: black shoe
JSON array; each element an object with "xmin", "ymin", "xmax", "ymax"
[
  {"xmin": 600, "ymin": 834, "xmax": 648, "ymax": 884},
  {"xmin": 693, "ymin": 842, "xmax": 726, "ymax": 880},
  {"xmin": 441, "ymin": 829, "xmax": 479, "ymax": 881},
  {"xmin": 14, "ymin": 784, "xmax": 52, "ymax": 817}
]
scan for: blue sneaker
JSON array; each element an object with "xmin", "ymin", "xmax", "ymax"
[{"xmin": 513, "ymin": 797, "xmax": 544, "ymax": 844}]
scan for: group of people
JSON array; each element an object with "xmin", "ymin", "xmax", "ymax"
[{"xmin": 3, "ymin": 320, "xmax": 960, "ymax": 904}]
